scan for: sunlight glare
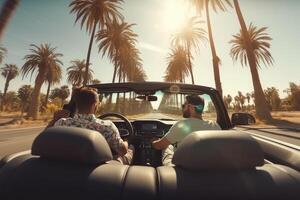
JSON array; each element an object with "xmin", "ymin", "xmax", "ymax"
[{"xmin": 162, "ymin": 0, "xmax": 192, "ymax": 33}]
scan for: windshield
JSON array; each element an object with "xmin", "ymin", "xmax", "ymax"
[{"xmin": 98, "ymin": 90, "xmax": 217, "ymax": 122}]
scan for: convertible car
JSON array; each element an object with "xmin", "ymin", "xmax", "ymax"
[{"xmin": 0, "ymin": 82, "xmax": 299, "ymax": 200}]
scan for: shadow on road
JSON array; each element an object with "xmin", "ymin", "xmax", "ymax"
[{"xmin": 265, "ymin": 118, "xmax": 300, "ymax": 129}]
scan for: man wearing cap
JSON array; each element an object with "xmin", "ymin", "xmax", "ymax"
[{"xmin": 152, "ymin": 95, "xmax": 221, "ymax": 166}]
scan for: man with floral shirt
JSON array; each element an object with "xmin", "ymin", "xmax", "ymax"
[{"xmin": 48, "ymin": 87, "xmax": 134, "ymax": 165}]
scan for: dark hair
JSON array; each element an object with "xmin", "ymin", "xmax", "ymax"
[
  {"xmin": 74, "ymin": 87, "xmax": 98, "ymax": 111},
  {"xmin": 62, "ymin": 86, "xmax": 82, "ymax": 117},
  {"xmin": 186, "ymin": 95, "xmax": 205, "ymax": 113}
]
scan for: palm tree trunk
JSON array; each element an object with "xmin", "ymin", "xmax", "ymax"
[
  {"xmin": 0, "ymin": 75, "xmax": 9, "ymax": 111},
  {"xmin": 115, "ymin": 72, "xmax": 121, "ymax": 112},
  {"xmin": 20, "ymin": 104, "xmax": 24, "ymax": 117},
  {"xmin": 186, "ymin": 42, "xmax": 195, "ymax": 84},
  {"xmin": 44, "ymin": 82, "xmax": 51, "ymax": 108},
  {"xmin": 112, "ymin": 48, "xmax": 119, "ymax": 83},
  {"xmin": 83, "ymin": 21, "xmax": 97, "ymax": 86},
  {"xmin": 0, "ymin": 0, "xmax": 19, "ymax": 39},
  {"xmin": 233, "ymin": 0, "xmax": 271, "ymax": 120},
  {"xmin": 112, "ymin": 64, "xmax": 117, "ymax": 83},
  {"xmin": 175, "ymin": 94, "xmax": 179, "ymax": 111},
  {"xmin": 3, "ymin": 76, "xmax": 9, "ymax": 97},
  {"xmin": 27, "ymin": 72, "xmax": 45, "ymax": 119},
  {"xmin": 180, "ymin": 72, "xmax": 183, "ymax": 83},
  {"xmin": 122, "ymin": 73, "xmax": 126, "ymax": 113},
  {"xmin": 205, "ymin": 0, "xmax": 222, "ymax": 96},
  {"xmin": 78, "ymin": 73, "xmax": 82, "ymax": 86}
]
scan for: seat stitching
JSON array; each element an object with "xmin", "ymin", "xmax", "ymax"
[
  {"xmin": 119, "ymin": 165, "xmax": 130, "ymax": 199},
  {"xmin": 156, "ymin": 167, "xmax": 162, "ymax": 200}
]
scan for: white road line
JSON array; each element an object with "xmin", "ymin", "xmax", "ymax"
[
  {"xmin": 0, "ymin": 126, "xmax": 45, "ymax": 133},
  {"xmin": 242, "ymin": 130, "xmax": 300, "ymax": 151}
]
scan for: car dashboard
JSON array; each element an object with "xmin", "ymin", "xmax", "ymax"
[
  {"xmin": 112, "ymin": 119, "xmax": 176, "ymax": 167},
  {"xmin": 113, "ymin": 119, "xmax": 175, "ymax": 137}
]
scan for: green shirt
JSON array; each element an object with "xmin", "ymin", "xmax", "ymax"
[{"xmin": 164, "ymin": 118, "xmax": 221, "ymax": 145}]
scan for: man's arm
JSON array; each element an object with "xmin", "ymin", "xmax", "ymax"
[
  {"xmin": 152, "ymin": 137, "xmax": 171, "ymax": 150},
  {"xmin": 46, "ymin": 109, "xmax": 70, "ymax": 129},
  {"xmin": 152, "ymin": 120, "xmax": 182, "ymax": 150},
  {"xmin": 109, "ymin": 122, "xmax": 128, "ymax": 156},
  {"xmin": 119, "ymin": 140, "xmax": 128, "ymax": 156}
]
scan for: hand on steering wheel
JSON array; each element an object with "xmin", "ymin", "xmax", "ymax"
[{"xmin": 98, "ymin": 112, "xmax": 134, "ymax": 139}]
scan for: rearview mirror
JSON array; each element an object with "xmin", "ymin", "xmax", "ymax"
[
  {"xmin": 136, "ymin": 95, "xmax": 157, "ymax": 101},
  {"xmin": 231, "ymin": 112, "xmax": 256, "ymax": 126}
]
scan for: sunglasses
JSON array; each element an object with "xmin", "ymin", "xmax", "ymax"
[{"xmin": 182, "ymin": 103, "xmax": 204, "ymax": 111}]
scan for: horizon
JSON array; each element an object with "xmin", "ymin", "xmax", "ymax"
[{"xmin": 1, "ymin": 0, "xmax": 300, "ymax": 98}]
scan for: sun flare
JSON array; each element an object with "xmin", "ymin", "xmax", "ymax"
[{"xmin": 162, "ymin": 0, "xmax": 192, "ymax": 33}]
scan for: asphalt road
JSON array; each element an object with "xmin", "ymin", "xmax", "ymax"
[
  {"xmin": 237, "ymin": 127, "xmax": 300, "ymax": 147},
  {"xmin": 0, "ymin": 121, "xmax": 299, "ymax": 160},
  {"xmin": 0, "ymin": 126, "xmax": 44, "ymax": 159}
]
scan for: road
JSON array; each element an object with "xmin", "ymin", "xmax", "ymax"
[
  {"xmin": 0, "ymin": 126, "xmax": 44, "ymax": 159},
  {"xmin": 237, "ymin": 127, "xmax": 300, "ymax": 146},
  {"xmin": 0, "ymin": 120, "xmax": 299, "ymax": 160}
]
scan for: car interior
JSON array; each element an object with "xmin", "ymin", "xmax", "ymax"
[{"xmin": 0, "ymin": 82, "xmax": 299, "ymax": 200}]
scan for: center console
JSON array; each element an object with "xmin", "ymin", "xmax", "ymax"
[{"xmin": 133, "ymin": 121, "xmax": 168, "ymax": 167}]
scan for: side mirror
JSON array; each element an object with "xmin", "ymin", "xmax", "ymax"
[{"xmin": 231, "ymin": 112, "xmax": 256, "ymax": 126}]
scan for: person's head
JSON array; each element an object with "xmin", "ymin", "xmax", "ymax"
[
  {"xmin": 182, "ymin": 95, "xmax": 205, "ymax": 118},
  {"xmin": 74, "ymin": 87, "xmax": 99, "ymax": 114}
]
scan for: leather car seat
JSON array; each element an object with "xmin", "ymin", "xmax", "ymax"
[
  {"xmin": 1, "ymin": 128, "xmax": 299, "ymax": 200},
  {"xmin": 0, "ymin": 127, "xmax": 157, "ymax": 200},
  {"xmin": 157, "ymin": 131, "xmax": 300, "ymax": 200}
]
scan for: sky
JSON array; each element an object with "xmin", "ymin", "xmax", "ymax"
[{"xmin": 1, "ymin": 0, "xmax": 300, "ymax": 98}]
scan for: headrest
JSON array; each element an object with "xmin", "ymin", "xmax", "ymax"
[
  {"xmin": 172, "ymin": 131, "xmax": 264, "ymax": 170},
  {"xmin": 32, "ymin": 126, "xmax": 113, "ymax": 165}
]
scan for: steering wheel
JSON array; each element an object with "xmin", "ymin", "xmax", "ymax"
[{"xmin": 98, "ymin": 112, "xmax": 134, "ymax": 137}]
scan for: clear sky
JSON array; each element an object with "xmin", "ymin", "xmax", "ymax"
[{"xmin": 1, "ymin": 0, "xmax": 300, "ymax": 98}]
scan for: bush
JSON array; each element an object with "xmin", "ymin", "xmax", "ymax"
[{"xmin": 44, "ymin": 103, "xmax": 60, "ymax": 116}]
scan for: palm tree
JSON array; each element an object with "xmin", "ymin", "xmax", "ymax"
[
  {"xmin": 224, "ymin": 94, "xmax": 232, "ymax": 109},
  {"xmin": 129, "ymin": 65, "xmax": 147, "ymax": 82},
  {"xmin": 230, "ymin": 6, "xmax": 273, "ymax": 121},
  {"xmin": 188, "ymin": 0, "xmax": 232, "ymax": 95},
  {"xmin": 246, "ymin": 92, "xmax": 251, "ymax": 105},
  {"xmin": 69, "ymin": 0, "xmax": 123, "ymax": 86},
  {"xmin": 172, "ymin": 17, "xmax": 206, "ymax": 84},
  {"xmin": 17, "ymin": 85, "xmax": 32, "ymax": 116},
  {"xmin": 0, "ymin": 64, "xmax": 18, "ymax": 110},
  {"xmin": 234, "ymin": 95, "xmax": 241, "ymax": 111},
  {"xmin": 264, "ymin": 87, "xmax": 281, "ymax": 111},
  {"xmin": 112, "ymin": 42, "xmax": 145, "ymax": 111},
  {"xmin": 237, "ymin": 91, "xmax": 245, "ymax": 110},
  {"xmin": 96, "ymin": 20, "xmax": 137, "ymax": 83},
  {"xmin": 67, "ymin": 59, "xmax": 93, "ymax": 86},
  {"xmin": 4, "ymin": 91, "xmax": 18, "ymax": 111},
  {"xmin": 116, "ymin": 43, "xmax": 144, "ymax": 82},
  {"xmin": 50, "ymin": 85, "xmax": 70, "ymax": 107},
  {"xmin": 164, "ymin": 45, "xmax": 190, "ymax": 83},
  {"xmin": 230, "ymin": 23, "xmax": 274, "ymax": 67},
  {"xmin": 0, "ymin": 0, "xmax": 19, "ymax": 39},
  {"xmin": 21, "ymin": 44, "xmax": 63, "ymax": 119},
  {"xmin": 43, "ymin": 63, "xmax": 62, "ymax": 109},
  {"xmin": 0, "ymin": 45, "xmax": 6, "ymax": 63}
]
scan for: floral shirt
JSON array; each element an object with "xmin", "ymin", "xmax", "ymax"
[{"xmin": 54, "ymin": 114, "xmax": 124, "ymax": 154}]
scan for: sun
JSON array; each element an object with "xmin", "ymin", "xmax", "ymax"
[{"xmin": 162, "ymin": 0, "xmax": 192, "ymax": 33}]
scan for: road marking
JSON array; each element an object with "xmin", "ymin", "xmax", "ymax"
[
  {"xmin": 0, "ymin": 126, "xmax": 45, "ymax": 133},
  {"xmin": 242, "ymin": 130, "xmax": 300, "ymax": 151}
]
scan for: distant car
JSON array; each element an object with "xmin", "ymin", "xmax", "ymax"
[{"xmin": 0, "ymin": 82, "xmax": 299, "ymax": 200}]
